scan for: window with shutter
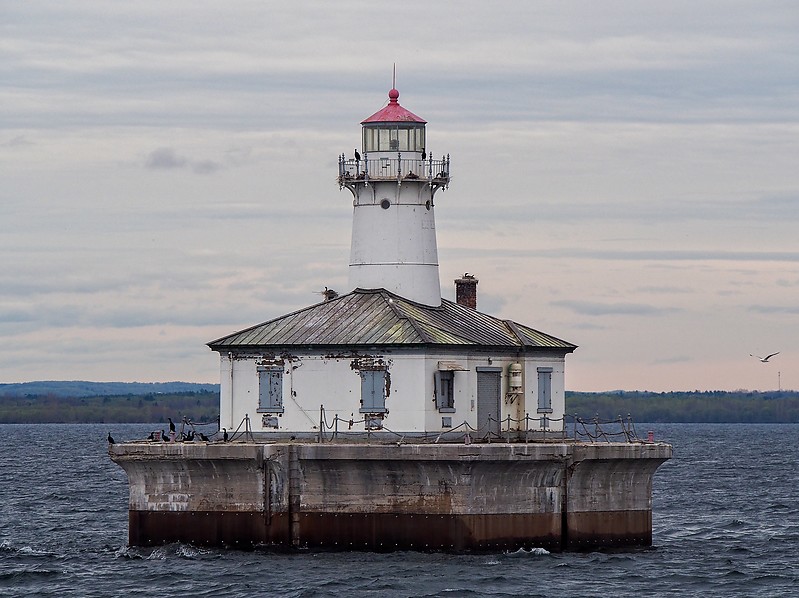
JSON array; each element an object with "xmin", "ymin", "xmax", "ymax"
[
  {"xmin": 537, "ymin": 367, "xmax": 553, "ymax": 413},
  {"xmin": 257, "ymin": 366, "xmax": 284, "ymax": 413},
  {"xmin": 359, "ymin": 369, "xmax": 387, "ymax": 413}
]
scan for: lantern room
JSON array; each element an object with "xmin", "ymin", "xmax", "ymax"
[{"xmin": 360, "ymin": 88, "xmax": 427, "ymax": 156}]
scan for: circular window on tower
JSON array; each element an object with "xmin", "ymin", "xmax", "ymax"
[{"xmin": 380, "ymin": 198, "xmax": 391, "ymax": 210}]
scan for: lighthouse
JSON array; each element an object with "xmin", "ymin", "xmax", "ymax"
[
  {"xmin": 338, "ymin": 87, "xmax": 450, "ymax": 306},
  {"xmin": 110, "ymin": 83, "xmax": 672, "ymax": 554}
]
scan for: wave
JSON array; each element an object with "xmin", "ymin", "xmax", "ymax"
[
  {"xmin": 0, "ymin": 568, "xmax": 62, "ymax": 582},
  {"xmin": 504, "ymin": 547, "xmax": 551, "ymax": 557}
]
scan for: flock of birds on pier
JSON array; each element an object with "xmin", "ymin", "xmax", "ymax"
[{"xmin": 107, "ymin": 416, "xmax": 229, "ymax": 446}]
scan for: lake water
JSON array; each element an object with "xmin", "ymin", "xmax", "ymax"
[{"xmin": 1, "ymin": 423, "xmax": 797, "ymax": 597}]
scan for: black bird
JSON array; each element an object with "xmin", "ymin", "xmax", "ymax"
[
  {"xmin": 147, "ymin": 431, "xmax": 155, "ymax": 441},
  {"xmin": 223, "ymin": 428, "xmax": 229, "ymax": 442},
  {"xmin": 199, "ymin": 432, "xmax": 210, "ymax": 442},
  {"xmin": 107, "ymin": 432, "xmax": 115, "ymax": 444},
  {"xmin": 321, "ymin": 286, "xmax": 339, "ymax": 301},
  {"xmin": 168, "ymin": 417, "xmax": 176, "ymax": 433},
  {"xmin": 421, "ymin": 147, "xmax": 426, "ymax": 160},
  {"xmin": 354, "ymin": 148, "xmax": 361, "ymax": 162},
  {"xmin": 161, "ymin": 429, "xmax": 168, "ymax": 442}
]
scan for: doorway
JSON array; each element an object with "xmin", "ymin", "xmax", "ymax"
[{"xmin": 476, "ymin": 367, "xmax": 502, "ymax": 439}]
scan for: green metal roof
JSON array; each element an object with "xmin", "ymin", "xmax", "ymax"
[{"xmin": 207, "ymin": 288, "xmax": 576, "ymax": 352}]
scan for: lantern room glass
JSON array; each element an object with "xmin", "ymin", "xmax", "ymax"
[{"xmin": 363, "ymin": 125, "xmax": 425, "ymax": 153}]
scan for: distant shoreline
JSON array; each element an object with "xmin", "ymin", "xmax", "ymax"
[{"xmin": 1, "ymin": 383, "xmax": 797, "ymax": 424}]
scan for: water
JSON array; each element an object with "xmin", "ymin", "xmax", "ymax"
[{"xmin": 1, "ymin": 423, "xmax": 797, "ymax": 597}]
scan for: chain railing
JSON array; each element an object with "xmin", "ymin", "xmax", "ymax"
[
  {"xmin": 314, "ymin": 406, "xmax": 644, "ymax": 444},
  {"xmin": 134, "ymin": 410, "xmax": 643, "ymax": 445},
  {"xmin": 569, "ymin": 413, "xmax": 640, "ymax": 443}
]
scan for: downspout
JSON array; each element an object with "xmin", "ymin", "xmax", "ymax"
[{"xmin": 228, "ymin": 352, "xmax": 234, "ymax": 428}]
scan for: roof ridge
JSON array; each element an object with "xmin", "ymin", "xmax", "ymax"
[
  {"xmin": 503, "ymin": 319, "xmax": 530, "ymax": 347},
  {"xmin": 386, "ymin": 293, "xmax": 436, "ymax": 343}
]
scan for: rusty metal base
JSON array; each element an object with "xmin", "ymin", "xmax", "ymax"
[
  {"xmin": 129, "ymin": 509, "xmax": 652, "ymax": 552},
  {"xmin": 129, "ymin": 511, "xmax": 288, "ymax": 548},
  {"xmin": 296, "ymin": 511, "xmax": 562, "ymax": 552},
  {"xmin": 565, "ymin": 510, "xmax": 653, "ymax": 551}
]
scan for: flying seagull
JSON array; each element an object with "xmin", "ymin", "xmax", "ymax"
[{"xmin": 751, "ymin": 352, "xmax": 779, "ymax": 362}]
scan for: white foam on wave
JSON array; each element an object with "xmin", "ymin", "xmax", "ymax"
[
  {"xmin": 175, "ymin": 544, "xmax": 203, "ymax": 559},
  {"xmin": 18, "ymin": 545, "xmax": 52, "ymax": 556},
  {"xmin": 505, "ymin": 547, "xmax": 550, "ymax": 557},
  {"xmin": 146, "ymin": 546, "xmax": 167, "ymax": 561}
]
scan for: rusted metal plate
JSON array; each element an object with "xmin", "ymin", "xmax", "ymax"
[
  {"xmin": 128, "ymin": 510, "xmax": 290, "ymax": 548},
  {"xmin": 128, "ymin": 510, "xmax": 562, "ymax": 552},
  {"xmin": 565, "ymin": 510, "xmax": 653, "ymax": 551}
]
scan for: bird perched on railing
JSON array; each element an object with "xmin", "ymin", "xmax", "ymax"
[{"xmin": 354, "ymin": 149, "xmax": 361, "ymax": 162}]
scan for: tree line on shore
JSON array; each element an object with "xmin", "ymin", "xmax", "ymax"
[
  {"xmin": 0, "ymin": 391, "xmax": 219, "ymax": 424},
  {"xmin": 1, "ymin": 388, "xmax": 798, "ymax": 424},
  {"xmin": 567, "ymin": 390, "xmax": 799, "ymax": 423}
]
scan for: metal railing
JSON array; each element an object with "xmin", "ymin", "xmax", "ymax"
[
  {"xmin": 338, "ymin": 153, "xmax": 450, "ymax": 185},
  {"xmin": 132, "ymin": 411, "xmax": 643, "ymax": 445},
  {"xmin": 314, "ymin": 406, "xmax": 644, "ymax": 445}
]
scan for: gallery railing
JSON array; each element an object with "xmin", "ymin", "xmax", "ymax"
[{"xmin": 338, "ymin": 153, "xmax": 450, "ymax": 186}]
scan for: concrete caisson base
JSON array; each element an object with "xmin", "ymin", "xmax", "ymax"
[{"xmin": 110, "ymin": 440, "xmax": 671, "ymax": 552}]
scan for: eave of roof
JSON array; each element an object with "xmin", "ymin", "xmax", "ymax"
[{"xmin": 207, "ymin": 289, "xmax": 576, "ymax": 353}]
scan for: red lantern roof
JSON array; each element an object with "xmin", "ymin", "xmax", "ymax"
[{"xmin": 361, "ymin": 88, "xmax": 426, "ymax": 125}]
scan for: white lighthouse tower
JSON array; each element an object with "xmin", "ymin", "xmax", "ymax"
[{"xmin": 338, "ymin": 87, "xmax": 450, "ymax": 306}]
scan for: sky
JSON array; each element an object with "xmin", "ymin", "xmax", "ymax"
[{"xmin": 2, "ymin": 1, "xmax": 797, "ymax": 392}]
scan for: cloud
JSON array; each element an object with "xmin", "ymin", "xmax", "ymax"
[
  {"xmin": 651, "ymin": 355, "xmax": 693, "ymax": 365},
  {"xmin": 552, "ymin": 300, "xmax": 679, "ymax": 317},
  {"xmin": 2, "ymin": 2, "xmax": 798, "ymax": 390},
  {"xmin": 144, "ymin": 147, "xmax": 223, "ymax": 174},
  {"xmin": 747, "ymin": 305, "xmax": 799, "ymax": 315},
  {"xmin": 192, "ymin": 159, "xmax": 222, "ymax": 174},
  {"xmin": 635, "ymin": 285, "xmax": 695, "ymax": 294},
  {"xmin": 1, "ymin": 135, "xmax": 33, "ymax": 148},
  {"xmin": 145, "ymin": 147, "xmax": 187, "ymax": 170}
]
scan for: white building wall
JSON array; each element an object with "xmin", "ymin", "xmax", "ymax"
[
  {"xmin": 219, "ymin": 353, "xmax": 234, "ymax": 429},
  {"xmin": 220, "ymin": 349, "xmax": 568, "ymax": 435}
]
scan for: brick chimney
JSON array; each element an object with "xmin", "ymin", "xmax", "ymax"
[{"xmin": 454, "ymin": 273, "xmax": 478, "ymax": 309}]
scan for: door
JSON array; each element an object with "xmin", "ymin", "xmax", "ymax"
[{"xmin": 476, "ymin": 368, "xmax": 501, "ymax": 439}]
